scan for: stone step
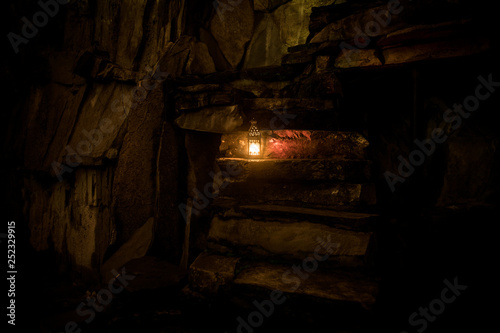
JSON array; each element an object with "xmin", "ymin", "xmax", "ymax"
[
  {"xmin": 309, "ymin": 2, "xmax": 372, "ymax": 37},
  {"xmin": 187, "ymin": 253, "xmax": 378, "ymax": 308},
  {"xmin": 233, "ymin": 262, "xmax": 378, "ymax": 308},
  {"xmin": 211, "ymin": 201, "xmax": 378, "ymax": 230},
  {"xmin": 207, "ymin": 214, "xmax": 375, "ymax": 267},
  {"xmin": 235, "ymin": 98, "xmax": 338, "ymax": 131},
  {"xmin": 217, "ymin": 158, "xmax": 371, "ymax": 183},
  {"xmin": 220, "ymin": 130, "xmax": 368, "ymax": 160},
  {"xmin": 216, "ymin": 181, "xmax": 376, "ymax": 210}
]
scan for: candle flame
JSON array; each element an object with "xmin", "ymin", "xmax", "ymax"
[{"xmin": 249, "ymin": 142, "xmax": 260, "ymax": 155}]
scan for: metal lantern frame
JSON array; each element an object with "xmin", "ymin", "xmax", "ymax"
[{"xmin": 247, "ymin": 119, "xmax": 262, "ymax": 158}]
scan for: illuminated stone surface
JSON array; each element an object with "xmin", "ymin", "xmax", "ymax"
[{"xmin": 220, "ymin": 130, "xmax": 368, "ymax": 159}]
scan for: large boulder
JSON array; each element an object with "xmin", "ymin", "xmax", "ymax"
[
  {"xmin": 157, "ymin": 36, "xmax": 216, "ymax": 77},
  {"xmin": 244, "ymin": 0, "xmax": 337, "ymax": 68},
  {"xmin": 23, "ymin": 83, "xmax": 87, "ymax": 172},
  {"xmin": 243, "ymin": 14, "xmax": 282, "ymax": 68},
  {"xmin": 112, "ymin": 86, "xmax": 164, "ymax": 243},
  {"xmin": 64, "ymin": 82, "xmax": 132, "ymax": 165},
  {"xmin": 210, "ymin": 0, "xmax": 254, "ymax": 68}
]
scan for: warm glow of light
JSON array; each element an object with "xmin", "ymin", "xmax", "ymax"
[{"xmin": 249, "ymin": 142, "xmax": 260, "ymax": 155}]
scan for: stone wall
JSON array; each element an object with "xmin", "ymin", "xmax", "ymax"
[{"xmin": 4, "ymin": 0, "xmax": 194, "ymax": 281}]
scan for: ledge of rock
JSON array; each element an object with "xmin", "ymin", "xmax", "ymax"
[{"xmin": 211, "ymin": 202, "xmax": 379, "ymax": 230}]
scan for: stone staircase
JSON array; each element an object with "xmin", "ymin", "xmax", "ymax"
[
  {"xmin": 166, "ymin": 2, "xmax": 495, "ymax": 328},
  {"xmin": 186, "ymin": 123, "xmax": 381, "ymax": 314}
]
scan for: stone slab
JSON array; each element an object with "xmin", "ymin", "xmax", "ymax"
[
  {"xmin": 243, "ymin": 98, "xmax": 335, "ymax": 112},
  {"xmin": 234, "ymin": 263, "xmax": 378, "ymax": 306},
  {"xmin": 220, "ymin": 130, "xmax": 368, "ymax": 159},
  {"xmin": 175, "ymin": 105, "xmax": 243, "ymax": 133},
  {"xmin": 335, "ymin": 49, "xmax": 382, "ymax": 69},
  {"xmin": 243, "ymin": 13, "xmax": 284, "ymax": 68},
  {"xmin": 216, "ymin": 182, "xmax": 376, "ymax": 210},
  {"xmin": 382, "ymin": 37, "xmax": 490, "ymax": 65},
  {"xmin": 208, "ymin": 216, "xmax": 373, "ymax": 259},
  {"xmin": 122, "ymin": 256, "xmax": 187, "ymax": 292},
  {"xmin": 101, "ymin": 217, "xmax": 155, "ymax": 283},
  {"xmin": 212, "ymin": 202, "xmax": 378, "ymax": 229}
]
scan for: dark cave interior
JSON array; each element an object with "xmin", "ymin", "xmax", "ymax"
[{"xmin": 1, "ymin": 0, "xmax": 499, "ymax": 332}]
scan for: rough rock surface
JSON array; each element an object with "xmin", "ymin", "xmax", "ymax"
[
  {"xmin": 175, "ymin": 105, "xmax": 243, "ymax": 133},
  {"xmin": 188, "ymin": 253, "xmax": 240, "ymax": 294},
  {"xmin": 234, "ymin": 263, "xmax": 378, "ymax": 306},
  {"xmin": 208, "ymin": 216, "xmax": 373, "ymax": 260},
  {"xmin": 210, "ymin": 0, "xmax": 254, "ymax": 68},
  {"xmin": 243, "ymin": 14, "xmax": 282, "ymax": 68},
  {"xmin": 101, "ymin": 217, "xmax": 156, "ymax": 283},
  {"xmin": 112, "ymin": 87, "xmax": 163, "ymax": 243},
  {"xmin": 25, "ymin": 167, "xmax": 115, "ymax": 281},
  {"xmin": 244, "ymin": 0, "xmax": 337, "ymax": 68},
  {"xmin": 220, "ymin": 130, "xmax": 369, "ymax": 159}
]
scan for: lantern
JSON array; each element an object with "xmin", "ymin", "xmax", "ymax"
[{"xmin": 248, "ymin": 119, "xmax": 261, "ymax": 158}]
